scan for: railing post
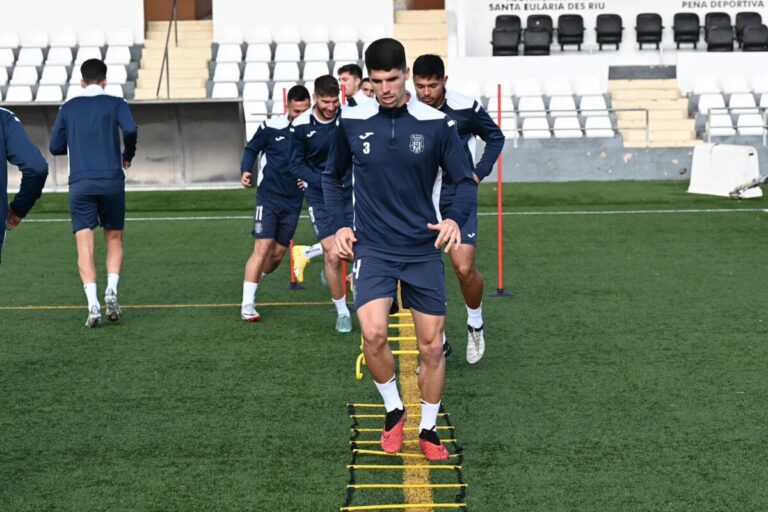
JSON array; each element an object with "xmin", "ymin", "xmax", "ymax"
[{"xmin": 645, "ymin": 108, "xmax": 650, "ymax": 147}]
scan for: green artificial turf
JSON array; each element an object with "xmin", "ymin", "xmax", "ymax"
[{"xmin": 2, "ymin": 181, "xmax": 767, "ymax": 511}]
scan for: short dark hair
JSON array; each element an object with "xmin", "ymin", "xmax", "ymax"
[
  {"xmin": 364, "ymin": 38, "xmax": 406, "ymax": 74},
  {"xmin": 413, "ymin": 54, "xmax": 445, "ymax": 80},
  {"xmin": 287, "ymin": 85, "xmax": 310, "ymax": 103},
  {"xmin": 361, "ymin": 77, "xmax": 371, "ymax": 84},
  {"xmin": 337, "ymin": 63, "xmax": 363, "ymax": 80},
  {"xmin": 80, "ymin": 59, "xmax": 107, "ymax": 84},
  {"xmin": 314, "ymin": 75, "xmax": 340, "ymax": 97}
]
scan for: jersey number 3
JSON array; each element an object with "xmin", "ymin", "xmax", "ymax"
[{"xmin": 362, "ymin": 141, "xmax": 371, "ymax": 154}]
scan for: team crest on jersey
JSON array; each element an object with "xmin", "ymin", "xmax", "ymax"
[{"xmin": 409, "ymin": 134, "xmax": 424, "ymax": 154}]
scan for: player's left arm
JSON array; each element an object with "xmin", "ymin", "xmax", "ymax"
[
  {"xmin": 116, "ymin": 99, "xmax": 138, "ymax": 168},
  {"xmin": 5, "ymin": 114, "xmax": 48, "ymax": 228},
  {"xmin": 470, "ymin": 101, "xmax": 505, "ymax": 181}
]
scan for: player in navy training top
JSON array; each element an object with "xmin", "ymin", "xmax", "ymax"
[
  {"xmin": 413, "ymin": 54, "xmax": 505, "ymax": 365},
  {"xmin": 239, "ymin": 85, "xmax": 311, "ymax": 322},
  {"xmin": 49, "ymin": 59, "xmax": 137, "ymax": 328},
  {"xmin": 360, "ymin": 78, "xmax": 374, "ymax": 99},
  {"xmin": 337, "ymin": 63, "xmax": 376, "ymax": 107},
  {"xmin": 0, "ymin": 108, "xmax": 48, "ymax": 264},
  {"xmin": 322, "ymin": 39, "xmax": 477, "ymax": 461},
  {"xmin": 289, "ymin": 76, "xmax": 354, "ymax": 333}
]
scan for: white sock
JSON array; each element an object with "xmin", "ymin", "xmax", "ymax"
[
  {"xmin": 419, "ymin": 400, "xmax": 441, "ymax": 432},
  {"xmin": 467, "ymin": 303, "xmax": 483, "ymax": 329},
  {"xmin": 107, "ymin": 273, "xmax": 119, "ymax": 294},
  {"xmin": 242, "ymin": 281, "xmax": 258, "ymax": 306},
  {"xmin": 303, "ymin": 243, "xmax": 323, "ymax": 260},
  {"xmin": 83, "ymin": 283, "xmax": 99, "ymax": 310},
  {"xmin": 333, "ymin": 296, "xmax": 350, "ymax": 316},
  {"xmin": 374, "ymin": 375, "xmax": 404, "ymax": 412}
]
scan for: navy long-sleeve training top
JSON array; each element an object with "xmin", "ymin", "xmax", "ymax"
[
  {"xmin": 322, "ymin": 100, "xmax": 477, "ymax": 262},
  {"xmin": 0, "ymin": 108, "xmax": 49, "ymax": 261},
  {"xmin": 49, "ymin": 85, "xmax": 137, "ymax": 194}
]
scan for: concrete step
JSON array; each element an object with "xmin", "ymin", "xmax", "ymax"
[
  {"xmin": 139, "ymin": 67, "xmax": 209, "ymax": 79},
  {"xmin": 612, "ymin": 98, "xmax": 689, "ymax": 111},
  {"xmin": 611, "ymin": 88, "xmax": 681, "ymax": 101},
  {"xmin": 137, "ymin": 77, "xmax": 206, "ymax": 89},
  {"xmin": 395, "ymin": 9, "xmax": 447, "ymax": 24},
  {"xmin": 141, "ymin": 56, "xmax": 210, "ymax": 69},
  {"xmin": 146, "ymin": 29, "xmax": 213, "ymax": 41},
  {"xmin": 147, "ymin": 20, "xmax": 212, "ymax": 31},
  {"xmin": 622, "ymin": 128, "xmax": 696, "ymax": 142},
  {"xmin": 142, "ymin": 46, "xmax": 211, "ymax": 59},
  {"xmin": 402, "ymin": 40, "xmax": 447, "ymax": 57},
  {"xmin": 143, "ymin": 38, "xmax": 213, "ymax": 49},
  {"xmin": 617, "ymin": 118, "xmax": 695, "ymax": 130},
  {"xmin": 394, "ymin": 23, "xmax": 447, "ymax": 40},
  {"xmin": 608, "ymin": 79, "xmax": 679, "ymax": 91},
  {"xmin": 616, "ymin": 109, "xmax": 689, "ymax": 121},
  {"xmin": 134, "ymin": 87, "xmax": 207, "ymax": 100},
  {"xmin": 624, "ymin": 139, "xmax": 701, "ymax": 148}
]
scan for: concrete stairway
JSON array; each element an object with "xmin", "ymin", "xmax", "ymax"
[
  {"xmin": 134, "ymin": 20, "xmax": 212, "ymax": 100},
  {"xmin": 609, "ymin": 79, "xmax": 699, "ymax": 148},
  {"xmin": 394, "ymin": 9, "xmax": 447, "ymax": 69}
]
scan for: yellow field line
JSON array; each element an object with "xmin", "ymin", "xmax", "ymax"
[
  {"xmin": 351, "ymin": 440, "xmax": 456, "ymax": 446},
  {"xmin": 347, "ymin": 404, "xmax": 424, "ymax": 408},
  {"xmin": 388, "ymin": 323, "xmax": 415, "ymax": 328},
  {"xmin": 0, "ymin": 301, "xmax": 340, "ymax": 312},
  {"xmin": 340, "ymin": 504, "xmax": 466, "ymax": 511},
  {"xmin": 351, "ymin": 427, "xmax": 453, "ymax": 433},
  {"xmin": 353, "ymin": 449, "xmax": 461, "ymax": 459},
  {"xmin": 348, "ymin": 484, "xmax": 467, "ymax": 489},
  {"xmin": 346, "ymin": 465, "xmax": 461, "ymax": 470},
  {"xmin": 350, "ymin": 413, "xmax": 448, "ymax": 419}
]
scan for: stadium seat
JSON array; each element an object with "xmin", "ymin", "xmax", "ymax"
[
  {"xmin": 105, "ymin": 84, "xmax": 124, "ymax": 97},
  {"xmin": 104, "ymin": 46, "xmax": 131, "ymax": 65},
  {"xmin": 454, "ymin": 79, "xmax": 482, "ymax": 99},
  {"xmin": 728, "ymin": 93, "xmax": 758, "ymax": 114},
  {"xmin": 216, "ymin": 44, "xmax": 243, "ymax": 63},
  {"xmin": 692, "ymin": 75, "xmax": 720, "ymax": 94},
  {"xmin": 760, "ymin": 93, "xmax": 768, "ymax": 108},
  {"xmin": 359, "ymin": 25, "xmax": 387, "ymax": 43},
  {"xmin": 579, "ymin": 95, "xmax": 609, "ymax": 116},
  {"xmin": 106, "ymin": 27, "xmax": 135, "ymax": 47},
  {"xmin": 721, "ymin": 75, "xmax": 750, "ymax": 93},
  {"xmin": 596, "ymin": 13, "xmax": 623, "ymax": 50},
  {"xmin": 697, "ymin": 93, "xmax": 726, "ymax": 115},
  {"xmin": 736, "ymin": 113, "xmax": 765, "ymax": 135},
  {"xmin": 673, "ymin": 13, "xmax": 700, "ymax": 49},
  {"xmin": 16, "ymin": 48, "xmax": 44, "ymax": 66},
  {"xmin": 332, "ymin": 25, "xmax": 358, "ymax": 43},
  {"xmin": 544, "ymin": 77, "xmax": 572, "ymax": 97},
  {"xmin": 39, "ymin": 66, "xmax": 68, "ymax": 85},
  {"xmin": 304, "ymin": 43, "xmax": 330, "ymax": 61},
  {"xmin": 20, "ymin": 29, "xmax": 48, "ymax": 48},
  {"xmin": 491, "ymin": 28, "xmax": 520, "ymax": 56},
  {"xmin": 34, "ymin": 84, "xmax": 63, "ymax": 102},
  {"xmin": 742, "ymin": 25, "xmax": 768, "ymax": 51},
  {"xmin": 527, "ymin": 14, "xmax": 554, "ymax": 33},
  {"xmin": 515, "ymin": 77, "xmax": 541, "ymax": 97},
  {"xmin": 736, "ymin": 12, "xmax": 762, "ymax": 46},
  {"xmin": 0, "ymin": 48, "xmax": 14, "ymax": 67},
  {"xmin": 557, "ymin": 15, "xmax": 585, "ymax": 51},
  {"xmin": 752, "ymin": 74, "xmax": 768, "ymax": 94},
  {"xmin": 245, "ymin": 44, "xmax": 272, "ymax": 62},
  {"xmin": 302, "ymin": 61, "xmax": 330, "ymax": 81},
  {"xmin": 5, "ymin": 85, "xmax": 33, "ymax": 102},
  {"xmin": 69, "ymin": 66, "xmax": 82, "ymax": 84},
  {"xmin": 496, "ymin": 15, "xmax": 521, "ymax": 30},
  {"xmin": 706, "ymin": 26, "xmax": 735, "ymax": 51},
  {"xmin": 523, "ymin": 27, "xmax": 551, "ymax": 55},
  {"xmin": 106, "ymin": 65, "xmax": 127, "ymax": 85},
  {"xmin": 273, "ymin": 26, "xmax": 301, "ymax": 44},
  {"xmin": 548, "ymin": 95, "xmax": 577, "ymax": 116},
  {"xmin": 270, "ymin": 100, "xmax": 286, "ymax": 114},
  {"xmin": 272, "ymin": 81, "xmax": 297, "ymax": 100},
  {"xmin": 46, "ymin": 47, "xmax": 73, "ymax": 66},
  {"xmin": 49, "ymin": 29, "xmax": 77, "ymax": 48},
  {"xmin": 272, "ymin": 63, "xmax": 300, "ymax": 81},
  {"xmin": 274, "ymin": 43, "xmax": 301, "ymax": 62},
  {"xmin": 0, "ymin": 28, "xmax": 19, "ymax": 48},
  {"xmin": 521, "ymin": 117, "xmax": 550, "ymax": 138},
  {"xmin": 217, "ymin": 26, "xmax": 244, "ymax": 44},
  {"xmin": 0, "ymin": 67, "xmax": 7, "ymax": 86},
  {"xmin": 10, "ymin": 66, "xmax": 38, "ymax": 86},
  {"xmin": 636, "ymin": 13, "xmax": 663, "ymax": 49},
  {"xmin": 333, "ymin": 42, "xmax": 359, "ymax": 61},
  {"xmin": 211, "ymin": 82, "xmax": 239, "ymax": 98},
  {"xmin": 486, "ymin": 96, "xmax": 514, "ymax": 117},
  {"xmin": 243, "ymin": 82, "xmax": 270, "ymax": 101},
  {"xmin": 244, "ymin": 26, "xmax": 271, "ymax": 44},
  {"xmin": 75, "ymin": 47, "xmax": 103, "ymax": 63},
  {"xmin": 303, "ymin": 25, "xmax": 330, "ymax": 43},
  {"xmin": 574, "ymin": 76, "xmax": 603, "ymax": 96},
  {"xmin": 243, "ymin": 100, "xmax": 268, "ymax": 120},
  {"xmin": 77, "ymin": 28, "xmax": 106, "ymax": 47},
  {"xmin": 483, "ymin": 78, "xmax": 509, "ymax": 100},
  {"xmin": 66, "ymin": 84, "xmax": 83, "ymax": 100},
  {"xmin": 704, "ymin": 12, "xmax": 732, "ymax": 42},
  {"xmin": 517, "ymin": 96, "xmax": 546, "ymax": 117},
  {"xmin": 243, "ymin": 62, "xmax": 270, "ymax": 82},
  {"xmin": 213, "ymin": 62, "xmax": 241, "ymax": 82},
  {"xmin": 708, "ymin": 114, "xmax": 735, "ymax": 135},
  {"xmin": 584, "ymin": 116, "xmax": 614, "ymax": 137},
  {"xmin": 553, "ymin": 116, "xmax": 582, "ymax": 137}
]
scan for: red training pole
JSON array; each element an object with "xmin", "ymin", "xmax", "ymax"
[{"xmin": 282, "ymin": 87, "xmax": 287, "ymax": 113}]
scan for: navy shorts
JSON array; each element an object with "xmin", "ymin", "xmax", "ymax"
[
  {"xmin": 308, "ymin": 200, "xmax": 354, "ymax": 241},
  {"xmin": 352, "ymin": 255, "xmax": 447, "ymax": 316},
  {"xmin": 252, "ymin": 204, "xmax": 300, "ymax": 247},
  {"xmin": 69, "ymin": 191, "xmax": 125, "ymax": 232},
  {"xmin": 441, "ymin": 203, "xmax": 478, "ymax": 246}
]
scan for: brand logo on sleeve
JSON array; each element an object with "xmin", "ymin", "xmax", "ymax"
[
  {"xmin": 359, "ymin": 132, "xmax": 375, "ymax": 140},
  {"xmin": 409, "ymin": 133, "xmax": 424, "ymax": 154},
  {"xmin": 274, "ymin": 136, "xmax": 286, "ymax": 141},
  {"xmin": 306, "ymin": 130, "xmax": 316, "ymax": 138}
]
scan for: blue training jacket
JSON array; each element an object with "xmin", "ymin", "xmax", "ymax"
[
  {"xmin": 241, "ymin": 114, "xmax": 303, "ymax": 211},
  {"xmin": 49, "ymin": 85, "xmax": 137, "ymax": 193},
  {"xmin": 322, "ymin": 100, "xmax": 477, "ymax": 262},
  {"xmin": 0, "ymin": 108, "xmax": 48, "ymax": 262}
]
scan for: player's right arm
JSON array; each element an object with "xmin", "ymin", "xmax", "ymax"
[
  {"xmin": 116, "ymin": 99, "xmax": 138, "ymax": 168},
  {"xmin": 5, "ymin": 113, "xmax": 48, "ymax": 229},
  {"xmin": 240, "ymin": 122, "xmax": 269, "ymax": 188},
  {"xmin": 48, "ymin": 106, "xmax": 68, "ymax": 156},
  {"xmin": 288, "ymin": 125, "xmax": 323, "ymax": 189},
  {"xmin": 322, "ymin": 119, "xmax": 355, "ymax": 259}
]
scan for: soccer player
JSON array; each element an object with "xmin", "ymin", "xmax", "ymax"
[
  {"xmin": 413, "ymin": 54, "xmax": 505, "ymax": 365},
  {"xmin": 360, "ymin": 78, "xmax": 374, "ymax": 98},
  {"xmin": 337, "ymin": 63, "xmax": 374, "ymax": 107},
  {"xmin": 1, "ymin": 108, "xmax": 48, "ymax": 263},
  {"xmin": 323, "ymin": 39, "xmax": 477, "ymax": 460},
  {"xmin": 239, "ymin": 85, "xmax": 311, "ymax": 322},
  {"xmin": 289, "ymin": 75, "xmax": 353, "ymax": 333},
  {"xmin": 49, "ymin": 59, "xmax": 137, "ymax": 328}
]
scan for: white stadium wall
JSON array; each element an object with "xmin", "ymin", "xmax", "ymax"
[{"xmin": 0, "ymin": 0, "xmax": 145, "ymax": 43}]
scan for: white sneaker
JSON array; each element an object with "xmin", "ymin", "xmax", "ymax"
[
  {"xmin": 105, "ymin": 288, "xmax": 121, "ymax": 322},
  {"xmin": 241, "ymin": 303, "xmax": 260, "ymax": 322},
  {"xmin": 466, "ymin": 325, "xmax": 485, "ymax": 364},
  {"xmin": 85, "ymin": 305, "xmax": 101, "ymax": 328}
]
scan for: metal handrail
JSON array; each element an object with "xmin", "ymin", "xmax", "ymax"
[
  {"xmin": 155, "ymin": 0, "xmax": 179, "ymax": 99},
  {"xmin": 705, "ymin": 106, "xmax": 768, "ymax": 146}
]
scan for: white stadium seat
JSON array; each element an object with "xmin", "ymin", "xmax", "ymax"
[
  {"xmin": 66, "ymin": 85, "xmax": 83, "ymax": 100},
  {"xmin": 548, "ymin": 95, "xmax": 577, "ymax": 116},
  {"xmin": 579, "ymin": 95, "xmax": 608, "ymax": 116},
  {"xmin": 213, "ymin": 62, "xmax": 241, "ymax": 82},
  {"xmin": 10, "ymin": 66, "xmax": 39, "ymax": 86},
  {"xmin": 736, "ymin": 114, "xmax": 765, "ymax": 136},
  {"xmin": 0, "ymin": 29, "xmax": 19, "ymax": 48},
  {"xmin": 104, "ymin": 46, "xmax": 131, "ymax": 65},
  {"xmin": 211, "ymin": 82, "xmax": 239, "ymax": 98},
  {"xmin": 69, "ymin": 66, "xmax": 82, "ymax": 84},
  {"xmin": 729, "ymin": 93, "xmax": 758, "ymax": 114},
  {"xmin": 105, "ymin": 84, "xmax": 124, "ymax": 97},
  {"xmin": 243, "ymin": 62, "xmax": 270, "ymax": 82},
  {"xmin": 544, "ymin": 77, "xmax": 573, "ymax": 96},
  {"xmin": 35, "ymin": 84, "xmax": 63, "ymax": 102},
  {"xmin": 245, "ymin": 44, "xmax": 271, "ymax": 62},
  {"xmin": 760, "ymin": 93, "xmax": 768, "ymax": 108},
  {"xmin": 708, "ymin": 114, "xmax": 735, "ymax": 136},
  {"xmin": 305, "ymin": 81, "xmax": 315, "ymax": 97},
  {"xmin": 106, "ymin": 27, "xmax": 135, "ymax": 47},
  {"xmin": 217, "ymin": 26, "xmax": 243, "ymax": 44},
  {"xmin": 515, "ymin": 78, "xmax": 541, "ymax": 97},
  {"xmin": 244, "ymin": 26, "xmax": 271, "ymax": 44},
  {"xmin": 517, "ymin": 96, "xmax": 546, "ymax": 117},
  {"xmin": 332, "ymin": 25, "xmax": 358, "ymax": 43},
  {"xmin": 452, "ymin": 79, "xmax": 482, "ymax": 99},
  {"xmin": 273, "ymin": 26, "xmax": 301, "ymax": 44},
  {"xmin": 272, "ymin": 82, "xmax": 296, "ymax": 100},
  {"xmin": 304, "ymin": 43, "xmax": 330, "ymax": 61},
  {"xmin": 274, "ymin": 43, "xmax": 300, "ymax": 62},
  {"xmin": 486, "ymin": 96, "xmax": 514, "ymax": 116},
  {"xmin": 721, "ymin": 75, "xmax": 750, "ymax": 94},
  {"xmin": 46, "ymin": 47, "xmax": 73, "ymax": 65},
  {"xmin": 483, "ymin": 80, "xmax": 511, "ymax": 99},
  {"xmin": 575, "ymin": 76, "xmax": 603, "ymax": 96},
  {"xmin": 5, "ymin": 85, "xmax": 33, "ymax": 102},
  {"xmin": 77, "ymin": 28, "xmax": 106, "ymax": 47},
  {"xmin": 49, "ymin": 29, "xmax": 77, "ymax": 48},
  {"xmin": 242, "ymin": 82, "xmax": 270, "ymax": 101},
  {"xmin": 584, "ymin": 116, "xmax": 614, "ymax": 137},
  {"xmin": 39, "ymin": 66, "xmax": 68, "ymax": 85},
  {"xmin": 522, "ymin": 117, "xmax": 550, "ymax": 138},
  {"xmin": 20, "ymin": 29, "xmax": 48, "ymax": 48},
  {"xmin": 0, "ymin": 67, "xmax": 7, "ymax": 86},
  {"xmin": 697, "ymin": 94, "xmax": 726, "ymax": 115},
  {"xmin": 553, "ymin": 117, "xmax": 582, "ymax": 138},
  {"xmin": 16, "ymin": 48, "xmax": 44, "ymax": 66},
  {"xmin": 106, "ymin": 65, "xmax": 127, "ymax": 85},
  {"xmin": 0, "ymin": 48, "xmax": 15, "ymax": 67},
  {"xmin": 272, "ymin": 63, "xmax": 300, "ymax": 82},
  {"xmin": 243, "ymin": 101, "xmax": 268, "ymax": 120},
  {"xmin": 76, "ymin": 47, "xmax": 103, "ymax": 63},
  {"xmin": 692, "ymin": 75, "xmax": 720, "ymax": 94},
  {"xmin": 271, "ymin": 100, "xmax": 286, "ymax": 114},
  {"xmin": 216, "ymin": 44, "xmax": 243, "ymax": 63},
  {"xmin": 359, "ymin": 25, "xmax": 386, "ymax": 43},
  {"xmin": 302, "ymin": 61, "xmax": 330, "ymax": 81},
  {"xmin": 333, "ymin": 42, "xmax": 359, "ymax": 62},
  {"xmin": 751, "ymin": 75, "xmax": 768, "ymax": 94},
  {"xmin": 303, "ymin": 25, "xmax": 330, "ymax": 43}
]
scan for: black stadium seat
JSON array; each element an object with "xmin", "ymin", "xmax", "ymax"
[
  {"xmin": 523, "ymin": 27, "xmax": 552, "ymax": 56},
  {"xmin": 596, "ymin": 14, "xmax": 623, "ymax": 50},
  {"xmin": 527, "ymin": 14, "xmax": 554, "ymax": 33},
  {"xmin": 673, "ymin": 13, "xmax": 700, "ymax": 49},
  {"xmin": 735, "ymin": 12, "xmax": 762, "ymax": 46},
  {"xmin": 636, "ymin": 13, "xmax": 663, "ymax": 49},
  {"xmin": 707, "ymin": 26, "xmax": 735, "ymax": 51},
  {"xmin": 492, "ymin": 27, "xmax": 520, "ymax": 56},
  {"xmin": 742, "ymin": 24, "xmax": 768, "ymax": 51},
  {"xmin": 557, "ymin": 14, "xmax": 584, "ymax": 51},
  {"xmin": 495, "ymin": 14, "xmax": 521, "ymax": 31},
  {"xmin": 705, "ymin": 12, "xmax": 732, "ymax": 41}
]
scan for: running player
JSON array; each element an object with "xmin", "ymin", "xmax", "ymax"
[
  {"xmin": 239, "ymin": 85, "xmax": 311, "ymax": 322},
  {"xmin": 412, "ymin": 54, "xmax": 505, "ymax": 364}
]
